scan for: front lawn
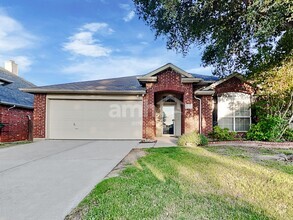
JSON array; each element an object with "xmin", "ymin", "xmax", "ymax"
[{"xmin": 67, "ymin": 147, "xmax": 293, "ymax": 220}]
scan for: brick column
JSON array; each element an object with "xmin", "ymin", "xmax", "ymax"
[
  {"xmin": 183, "ymin": 84, "xmax": 195, "ymax": 134},
  {"xmin": 33, "ymin": 94, "xmax": 46, "ymax": 138},
  {"xmin": 143, "ymin": 87, "xmax": 156, "ymax": 140},
  {"xmin": 201, "ymin": 96, "xmax": 213, "ymax": 135}
]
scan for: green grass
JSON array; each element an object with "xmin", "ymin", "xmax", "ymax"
[
  {"xmin": 205, "ymin": 146, "xmax": 293, "ymax": 175},
  {"xmin": 68, "ymin": 146, "xmax": 293, "ymax": 220}
]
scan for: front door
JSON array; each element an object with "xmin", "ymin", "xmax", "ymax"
[{"xmin": 162, "ymin": 105, "xmax": 175, "ymax": 135}]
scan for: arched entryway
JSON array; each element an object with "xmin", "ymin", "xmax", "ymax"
[{"xmin": 155, "ymin": 92, "xmax": 183, "ymax": 137}]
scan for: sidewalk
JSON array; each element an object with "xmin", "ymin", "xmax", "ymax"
[{"xmin": 135, "ymin": 136, "xmax": 178, "ymax": 148}]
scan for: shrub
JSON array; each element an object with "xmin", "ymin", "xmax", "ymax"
[
  {"xmin": 283, "ymin": 129, "xmax": 293, "ymax": 142},
  {"xmin": 177, "ymin": 132, "xmax": 201, "ymax": 147},
  {"xmin": 246, "ymin": 115, "xmax": 285, "ymax": 141},
  {"xmin": 199, "ymin": 134, "xmax": 208, "ymax": 146},
  {"xmin": 209, "ymin": 126, "xmax": 237, "ymax": 141}
]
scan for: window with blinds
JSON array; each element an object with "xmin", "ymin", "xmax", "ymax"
[{"xmin": 217, "ymin": 93, "xmax": 251, "ymax": 132}]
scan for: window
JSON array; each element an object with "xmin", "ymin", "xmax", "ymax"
[{"xmin": 218, "ymin": 93, "xmax": 251, "ymax": 132}]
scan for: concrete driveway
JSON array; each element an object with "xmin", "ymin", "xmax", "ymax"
[{"xmin": 0, "ymin": 140, "xmax": 137, "ymax": 220}]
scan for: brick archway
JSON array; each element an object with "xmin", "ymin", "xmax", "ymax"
[{"xmin": 142, "ymin": 69, "xmax": 195, "ymax": 139}]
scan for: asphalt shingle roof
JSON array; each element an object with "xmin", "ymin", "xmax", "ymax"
[
  {"xmin": 29, "ymin": 75, "xmax": 144, "ymax": 92},
  {"xmin": 0, "ymin": 67, "xmax": 35, "ymax": 108},
  {"xmin": 190, "ymin": 73, "xmax": 218, "ymax": 81},
  {"xmin": 26, "ymin": 73, "xmax": 217, "ymax": 93}
]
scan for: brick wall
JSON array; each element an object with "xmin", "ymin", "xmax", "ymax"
[
  {"xmin": 33, "ymin": 94, "xmax": 46, "ymax": 138},
  {"xmin": 0, "ymin": 105, "xmax": 33, "ymax": 142},
  {"xmin": 143, "ymin": 69, "xmax": 194, "ymax": 139},
  {"xmin": 201, "ymin": 96, "xmax": 214, "ymax": 135},
  {"xmin": 215, "ymin": 77, "xmax": 254, "ymax": 95},
  {"xmin": 213, "ymin": 76, "xmax": 255, "ymax": 134}
]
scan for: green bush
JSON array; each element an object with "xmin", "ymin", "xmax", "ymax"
[
  {"xmin": 177, "ymin": 132, "xmax": 201, "ymax": 147},
  {"xmin": 209, "ymin": 126, "xmax": 237, "ymax": 141},
  {"xmin": 246, "ymin": 115, "xmax": 285, "ymax": 141},
  {"xmin": 199, "ymin": 134, "xmax": 208, "ymax": 146},
  {"xmin": 283, "ymin": 129, "xmax": 293, "ymax": 142}
]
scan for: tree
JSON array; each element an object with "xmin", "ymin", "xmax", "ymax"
[
  {"xmin": 251, "ymin": 56, "xmax": 293, "ymax": 139},
  {"xmin": 133, "ymin": 0, "xmax": 293, "ymax": 77}
]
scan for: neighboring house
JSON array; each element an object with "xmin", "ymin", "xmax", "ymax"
[
  {"xmin": 23, "ymin": 63, "xmax": 254, "ymax": 140},
  {"xmin": 0, "ymin": 61, "xmax": 35, "ymax": 142}
]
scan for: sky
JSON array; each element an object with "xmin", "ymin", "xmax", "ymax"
[{"xmin": 0, "ymin": 0, "xmax": 212, "ymax": 86}]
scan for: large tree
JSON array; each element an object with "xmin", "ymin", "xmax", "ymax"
[{"xmin": 133, "ymin": 0, "xmax": 293, "ymax": 77}]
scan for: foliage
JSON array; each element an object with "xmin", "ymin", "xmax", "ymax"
[
  {"xmin": 133, "ymin": 0, "xmax": 293, "ymax": 76},
  {"xmin": 246, "ymin": 115, "xmax": 286, "ymax": 141},
  {"xmin": 209, "ymin": 126, "xmax": 237, "ymax": 141},
  {"xmin": 67, "ymin": 147, "xmax": 293, "ymax": 220},
  {"xmin": 177, "ymin": 132, "xmax": 201, "ymax": 147},
  {"xmin": 199, "ymin": 134, "xmax": 208, "ymax": 146},
  {"xmin": 284, "ymin": 129, "xmax": 293, "ymax": 142},
  {"xmin": 251, "ymin": 56, "xmax": 293, "ymax": 139}
]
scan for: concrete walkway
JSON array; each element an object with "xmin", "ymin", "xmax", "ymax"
[
  {"xmin": 135, "ymin": 136, "xmax": 178, "ymax": 148},
  {"xmin": 0, "ymin": 140, "xmax": 137, "ymax": 220}
]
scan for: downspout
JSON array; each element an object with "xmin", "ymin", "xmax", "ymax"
[
  {"xmin": 7, "ymin": 105, "xmax": 16, "ymax": 141},
  {"xmin": 8, "ymin": 105, "xmax": 16, "ymax": 111},
  {"xmin": 194, "ymin": 96, "xmax": 202, "ymax": 134}
]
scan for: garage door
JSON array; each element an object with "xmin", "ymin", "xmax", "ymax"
[{"xmin": 47, "ymin": 99, "xmax": 142, "ymax": 139}]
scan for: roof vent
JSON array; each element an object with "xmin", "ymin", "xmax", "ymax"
[{"xmin": 4, "ymin": 60, "xmax": 18, "ymax": 76}]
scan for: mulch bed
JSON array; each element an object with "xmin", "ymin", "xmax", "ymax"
[{"xmin": 209, "ymin": 141, "xmax": 293, "ymax": 148}]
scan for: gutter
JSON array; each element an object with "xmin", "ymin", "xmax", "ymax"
[
  {"xmin": 194, "ymin": 90, "xmax": 215, "ymax": 95},
  {"xmin": 0, "ymin": 101, "xmax": 33, "ymax": 110},
  {"xmin": 194, "ymin": 96, "xmax": 202, "ymax": 134},
  {"xmin": 20, "ymin": 88, "xmax": 146, "ymax": 95}
]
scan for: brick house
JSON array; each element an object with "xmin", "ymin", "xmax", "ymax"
[
  {"xmin": 24, "ymin": 63, "xmax": 254, "ymax": 140},
  {"xmin": 0, "ymin": 61, "xmax": 34, "ymax": 142}
]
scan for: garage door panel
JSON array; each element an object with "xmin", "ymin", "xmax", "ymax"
[{"xmin": 48, "ymin": 100, "xmax": 142, "ymax": 139}]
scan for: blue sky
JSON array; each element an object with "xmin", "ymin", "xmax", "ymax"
[{"xmin": 0, "ymin": 0, "xmax": 212, "ymax": 86}]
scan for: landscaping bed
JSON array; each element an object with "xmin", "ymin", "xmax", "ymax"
[{"xmin": 66, "ymin": 146, "xmax": 293, "ymax": 220}]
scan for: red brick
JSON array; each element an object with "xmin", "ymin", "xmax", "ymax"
[
  {"xmin": 215, "ymin": 77, "xmax": 254, "ymax": 94},
  {"xmin": 0, "ymin": 106, "xmax": 33, "ymax": 142},
  {"xmin": 143, "ymin": 69, "xmax": 194, "ymax": 139},
  {"xmin": 33, "ymin": 94, "xmax": 46, "ymax": 138}
]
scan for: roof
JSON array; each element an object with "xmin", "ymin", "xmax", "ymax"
[
  {"xmin": 201, "ymin": 73, "xmax": 245, "ymax": 91},
  {"xmin": 190, "ymin": 73, "xmax": 218, "ymax": 81},
  {"xmin": 23, "ymin": 75, "xmax": 146, "ymax": 95},
  {"xmin": 142, "ymin": 63, "xmax": 194, "ymax": 78},
  {"xmin": 193, "ymin": 73, "xmax": 253, "ymax": 95},
  {"xmin": 23, "ymin": 64, "xmax": 218, "ymax": 95},
  {"xmin": 0, "ymin": 67, "xmax": 35, "ymax": 109}
]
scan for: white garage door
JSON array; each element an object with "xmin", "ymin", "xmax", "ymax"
[{"xmin": 47, "ymin": 99, "xmax": 142, "ymax": 139}]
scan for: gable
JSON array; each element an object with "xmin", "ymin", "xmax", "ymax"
[
  {"xmin": 215, "ymin": 76, "xmax": 254, "ymax": 95},
  {"xmin": 137, "ymin": 63, "xmax": 202, "ymax": 85},
  {"xmin": 194, "ymin": 73, "xmax": 254, "ymax": 95}
]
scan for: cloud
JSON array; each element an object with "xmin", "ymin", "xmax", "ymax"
[
  {"xmin": 0, "ymin": 10, "xmax": 36, "ymax": 52},
  {"xmin": 62, "ymin": 56, "xmax": 168, "ymax": 81},
  {"xmin": 123, "ymin": 11, "xmax": 135, "ymax": 22},
  {"xmin": 13, "ymin": 56, "xmax": 33, "ymax": 73},
  {"xmin": 0, "ymin": 55, "xmax": 33, "ymax": 74},
  {"xmin": 119, "ymin": 4, "xmax": 135, "ymax": 22},
  {"xmin": 187, "ymin": 66, "xmax": 213, "ymax": 75},
  {"xmin": 119, "ymin": 4, "xmax": 130, "ymax": 10},
  {"xmin": 63, "ymin": 22, "xmax": 112, "ymax": 57},
  {"xmin": 81, "ymin": 22, "xmax": 114, "ymax": 34}
]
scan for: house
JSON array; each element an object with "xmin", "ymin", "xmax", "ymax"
[
  {"xmin": 0, "ymin": 61, "xmax": 35, "ymax": 142},
  {"xmin": 23, "ymin": 63, "xmax": 254, "ymax": 140}
]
